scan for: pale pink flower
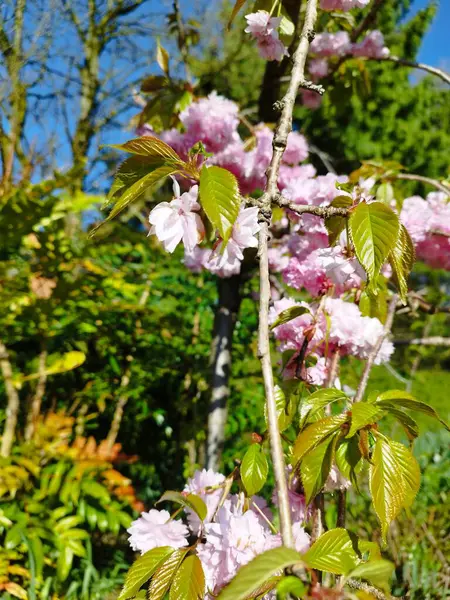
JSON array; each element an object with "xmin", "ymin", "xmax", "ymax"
[
  {"xmin": 284, "ymin": 131, "xmax": 309, "ymax": 165},
  {"xmin": 184, "ymin": 469, "xmax": 226, "ymax": 534},
  {"xmin": 272, "ymin": 465, "xmax": 312, "ymax": 523},
  {"xmin": 293, "ymin": 522, "xmax": 311, "ymax": 553},
  {"xmin": 207, "ymin": 206, "xmax": 260, "ymax": 274},
  {"xmin": 309, "ymin": 58, "xmax": 329, "ymax": 80},
  {"xmin": 315, "ymin": 245, "xmax": 366, "ymax": 288},
  {"xmin": 321, "ymin": 0, "xmax": 369, "ymax": 11},
  {"xmin": 351, "ymin": 30, "xmax": 390, "ymax": 58},
  {"xmin": 149, "ymin": 180, "xmax": 205, "ymax": 253},
  {"xmin": 324, "ymin": 465, "xmax": 351, "ymax": 492},
  {"xmin": 244, "ymin": 11, "xmax": 289, "ymax": 62},
  {"xmin": 310, "ymin": 31, "xmax": 351, "ymax": 57},
  {"xmin": 127, "ymin": 509, "xmax": 189, "ymax": 554},
  {"xmin": 301, "ymin": 90, "xmax": 323, "ymax": 109}
]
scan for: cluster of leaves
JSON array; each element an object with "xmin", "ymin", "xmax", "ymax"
[{"xmin": 0, "ymin": 413, "xmax": 137, "ymax": 599}]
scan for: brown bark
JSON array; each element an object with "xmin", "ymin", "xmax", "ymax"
[
  {"xmin": 24, "ymin": 346, "xmax": 48, "ymax": 441},
  {"xmin": 0, "ymin": 340, "xmax": 21, "ymax": 457}
]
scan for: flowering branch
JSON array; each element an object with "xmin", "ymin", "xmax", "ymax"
[
  {"xmin": 353, "ymin": 294, "xmax": 398, "ymax": 403},
  {"xmin": 257, "ymin": 0, "xmax": 319, "ymax": 550}
]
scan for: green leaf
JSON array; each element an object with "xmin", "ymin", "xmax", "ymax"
[
  {"xmin": 369, "ymin": 437, "xmax": 405, "ymax": 543},
  {"xmin": 276, "ymin": 575, "xmax": 306, "ymax": 599},
  {"xmin": 347, "ymin": 403, "xmax": 384, "ymax": 438},
  {"xmin": 106, "ymin": 156, "xmax": 160, "ymax": 205},
  {"xmin": 156, "ymin": 39, "xmax": 170, "ymax": 74},
  {"xmin": 302, "ymin": 529, "xmax": 360, "ymax": 575},
  {"xmin": 81, "ymin": 480, "xmax": 110, "ymax": 503},
  {"xmin": 279, "ymin": 16, "xmax": 295, "ymax": 36},
  {"xmin": 141, "ymin": 75, "xmax": 168, "ymax": 92},
  {"xmin": 267, "ymin": 384, "xmax": 299, "ymax": 433},
  {"xmin": 148, "ymin": 548, "xmax": 188, "ymax": 600},
  {"xmin": 90, "ymin": 164, "xmax": 177, "ymax": 236},
  {"xmin": 270, "ymin": 305, "xmax": 309, "ymax": 330},
  {"xmin": 359, "ymin": 289, "xmax": 388, "ymax": 322},
  {"xmin": 349, "ymin": 202, "xmax": 400, "ymax": 291},
  {"xmin": 348, "ymin": 559, "xmax": 395, "ymax": 592},
  {"xmin": 169, "ymin": 554, "xmax": 205, "ymax": 600},
  {"xmin": 375, "ymin": 390, "xmax": 449, "ymax": 431},
  {"xmin": 376, "ymin": 183, "xmax": 394, "ymax": 204},
  {"xmin": 118, "ymin": 547, "xmax": 174, "ymax": 600},
  {"xmin": 325, "ymin": 195, "xmax": 352, "ymax": 245},
  {"xmin": 57, "ymin": 546, "xmax": 74, "ymax": 582},
  {"xmin": 389, "ymin": 224, "xmax": 415, "ymax": 304},
  {"xmin": 199, "ymin": 166, "xmax": 240, "ymax": 244},
  {"xmin": 384, "ymin": 406, "xmax": 419, "ymax": 440},
  {"xmin": 293, "ymin": 414, "xmax": 348, "ymax": 463},
  {"xmin": 156, "ymin": 491, "xmax": 207, "ymax": 522},
  {"xmin": 358, "ymin": 540, "xmax": 382, "ymax": 561},
  {"xmin": 241, "ymin": 444, "xmax": 269, "ymax": 497},
  {"xmin": 54, "ymin": 515, "xmax": 83, "ymax": 533},
  {"xmin": 335, "ymin": 438, "xmax": 362, "ymax": 489},
  {"xmin": 389, "ymin": 439, "xmax": 420, "ymax": 509},
  {"xmin": 217, "ymin": 547, "xmax": 303, "ymax": 600},
  {"xmin": 227, "ymin": 0, "xmax": 248, "ymax": 28},
  {"xmin": 300, "ymin": 433, "xmax": 337, "ymax": 504},
  {"xmin": 299, "ymin": 388, "xmax": 349, "ymax": 428},
  {"xmin": 108, "ymin": 137, "xmax": 181, "ymax": 165}
]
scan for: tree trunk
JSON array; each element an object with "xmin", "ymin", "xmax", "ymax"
[
  {"xmin": 206, "ymin": 275, "xmax": 242, "ymax": 470},
  {"xmin": 24, "ymin": 346, "xmax": 48, "ymax": 441},
  {"xmin": 106, "ymin": 368, "xmax": 131, "ymax": 451},
  {"xmin": 0, "ymin": 340, "xmax": 20, "ymax": 457}
]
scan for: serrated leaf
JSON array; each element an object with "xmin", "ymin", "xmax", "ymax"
[
  {"xmin": 227, "ymin": 0, "xmax": 247, "ymax": 28},
  {"xmin": 335, "ymin": 437, "xmax": 362, "ymax": 489},
  {"xmin": 90, "ymin": 165, "xmax": 177, "ymax": 236},
  {"xmin": 270, "ymin": 305, "xmax": 309, "ymax": 330},
  {"xmin": 347, "ymin": 403, "xmax": 384, "ymax": 438},
  {"xmin": 389, "ymin": 224, "xmax": 415, "ymax": 304},
  {"xmin": 217, "ymin": 547, "xmax": 303, "ymax": 600},
  {"xmin": 241, "ymin": 444, "xmax": 269, "ymax": 497},
  {"xmin": 156, "ymin": 491, "xmax": 207, "ymax": 521},
  {"xmin": 169, "ymin": 554, "xmax": 204, "ymax": 600},
  {"xmin": 302, "ymin": 529, "xmax": 360, "ymax": 575},
  {"xmin": 300, "ymin": 433, "xmax": 337, "ymax": 503},
  {"xmin": 299, "ymin": 388, "xmax": 349, "ymax": 428},
  {"xmin": 384, "ymin": 406, "xmax": 419, "ymax": 440},
  {"xmin": 293, "ymin": 414, "xmax": 348, "ymax": 463},
  {"xmin": 118, "ymin": 547, "xmax": 174, "ymax": 600},
  {"xmin": 148, "ymin": 548, "xmax": 188, "ymax": 600},
  {"xmin": 375, "ymin": 390, "xmax": 449, "ymax": 431},
  {"xmin": 349, "ymin": 202, "xmax": 400, "ymax": 291},
  {"xmin": 199, "ymin": 166, "xmax": 240, "ymax": 244},
  {"xmin": 325, "ymin": 195, "xmax": 353, "ymax": 245},
  {"xmin": 389, "ymin": 440, "xmax": 420, "ymax": 509},
  {"xmin": 348, "ymin": 559, "xmax": 395, "ymax": 592},
  {"xmin": 267, "ymin": 384, "xmax": 299, "ymax": 433},
  {"xmin": 369, "ymin": 437, "xmax": 405, "ymax": 543},
  {"xmin": 156, "ymin": 39, "xmax": 170, "ymax": 74},
  {"xmin": 359, "ymin": 289, "xmax": 387, "ymax": 322},
  {"xmin": 108, "ymin": 137, "xmax": 182, "ymax": 165},
  {"xmin": 106, "ymin": 156, "xmax": 162, "ymax": 205}
]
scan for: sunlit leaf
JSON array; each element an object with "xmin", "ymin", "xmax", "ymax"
[
  {"xmin": 148, "ymin": 549, "xmax": 188, "ymax": 600},
  {"xmin": 293, "ymin": 414, "xmax": 348, "ymax": 463},
  {"xmin": 348, "ymin": 559, "xmax": 395, "ymax": 592},
  {"xmin": 347, "ymin": 403, "xmax": 384, "ymax": 438},
  {"xmin": 270, "ymin": 305, "xmax": 309, "ymax": 330},
  {"xmin": 302, "ymin": 529, "xmax": 360, "ymax": 575},
  {"xmin": 389, "ymin": 224, "xmax": 415, "ymax": 304},
  {"xmin": 375, "ymin": 390, "xmax": 449, "ymax": 431},
  {"xmin": 325, "ymin": 195, "xmax": 353, "ymax": 245},
  {"xmin": 169, "ymin": 554, "xmax": 205, "ymax": 600},
  {"xmin": 299, "ymin": 388, "xmax": 349, "ymax": 428},
  {"xmin": 199, "ymin": 166, "xmax": 240, "ymax": 245},
  {"xmin": 108, "ymin": 136, "xmax": 182, "ymax": 165},
  {"xmin": 241, "ymin": 444, "xmax": 269, "ymax": 497},
  {"xmin": 118, "ymin": 546, "xmax": 174, "ymax": 600},
  {"xmin": 157, "ymin": 491, "xmax": 207, "ymax": 521},
  {"xmin": 389, "ymin": 439, "xmax": 420, "ymax": 509},
  {"xmin": 227, "ymin": 0, "xmax": 248, "ymax": 28},
  {"xmin": 300, "ymin": 433, "xmax": 337, "ymax": 503},
  {"xmin": 156, "ymin": 39, "xmax": 170, "ymax": 74}
]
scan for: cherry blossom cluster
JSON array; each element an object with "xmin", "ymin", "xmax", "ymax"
[
  {"xmin": 127, "ymin": 467, "xmax": 348, "ymax": 597},
  {"xmin": 244, "ymin": 11, "xmax": 289, "ymax": 62},
  {"xmin": 400, "ymin": 191, "xmax": 450, "ymax": 270},
  {"xmin": 320, "ymin": 0, "xmax": 370, "ymax": 10}
]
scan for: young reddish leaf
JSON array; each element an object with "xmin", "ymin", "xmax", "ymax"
[
  {"xmin": 148, "ymin": 548, "xmax": 188, "ymax": 600},
  {"xmin": 169, "ymin": 554, "xmax": 205, "ymax": 600},
  {"xmin": 141, "ymin": 75, "xmax": 169, "ymax": 92},
  {"xmin": 241, "ymin": 444, "xmax": 269, "ymax": 497},
  {"xmin": 293, "ymin": 414, "xmax": 348, "ymax": 463},
  {"xmin": 349, "ymin": 202, "xmax": 400, "ymax": 292},
  {"xmin": 389, "ymin": 224, "xmax": 415, "ymax": 304},
  {"xmin": 157, "ymin": 491, "xmax": 207, "ymax": 521},
  {"xmin": 108, "ymin": 136, "xmax": 182, "ymax": 165},
  {"xmin": 199, "ymin": 166, "xmax": 241, "ymax": 245},
  {"xmin": 217, "ymin": 547, "xmax": 303, "ymax": 600},
  {"xmin": 302, "ymin": 528, "xmax": 360, "ymax": 575},
  {"xmin": 118, "ymin": 547, "xmax": 174, "ymax": 600},
  {"xmin": 369, "ymin": 437, "xmax": 406, "ymax": 543}
]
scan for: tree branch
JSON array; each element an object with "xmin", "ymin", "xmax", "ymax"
[
  {"xmin": 0, "ymin": 340, "xmax": 21, "ymax": 457},
  {"xmin": 353, "ymin": 294, "xmax": 398, "ymax": 403},
  {"xmin": 366, "ymin": 55, "xmax": 450, "ymax": 86},
  {"xmin": 347, "ymin": 578, "xmax": 388, "ymax": 600},
  {"xmin": 393, "ymin": 173, "xmax": 450, "ymax": 196},
  {"xmin": 395, "ymin": 336, "xmax": 450, "ymax": 347},
  {"xmin": 258, "ymin": 0, "xmax": 320, "ymax": 550}
]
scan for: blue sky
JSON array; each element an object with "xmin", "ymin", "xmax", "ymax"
[{"xmin": 414, "ymin": 0, "xmax": 449, "ymax": 67}]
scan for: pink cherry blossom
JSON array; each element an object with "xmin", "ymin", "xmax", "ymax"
[
  {"xmin": 245, "ymin": 11, "xmax": 289, "ymax": 62},
  {"xmin": 321, "ymin": 0, "xmax": 370, "ymax": 11},
  {"xmin": 293, "ymin": 522, "xmax": 311, "ymax": 553},
  {"xmin": 184, "ymin": 468, "xmax": 225, "ymax": 534},
  {"xmin": 351, "ymin": 30, "xmax": 390, "ymax": 58},
  {"xmin": 324, "ymin": 465, "xmax": 351, "ymax": 492},
  {"xmin": 301, "ymin": 89, "xmax": 324, "ymax": 109},
  {"xmin": 308, "ymin": 58, "xmax": 329, "ymax": 80},
  {"xmin": 127, "ymin": 509, "xmax": 189, "ymax": 554},
  {"xmin": 310, "ymin": 31, "xmax": 351, "ymax": 57},
  {"xmin": 149, "ymin": 180, "xmax": 205, "ymax": 253},
  {"xmin": 315, "ymin": 245, "xmax": 366, "ymax": 288}
]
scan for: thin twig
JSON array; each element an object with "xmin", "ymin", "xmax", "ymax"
[
  {"xmin": 258, "ymin": 0, "xmax": 320, "ymax": 550},
  {"xmin": 393, "ymin": 173, "xmax": 450, "ymax": 196},
  {"xmin": 367, "ymin": 55, "xmax": 450, "ymax": 86},
  {"xmin": 395, "ymin": 336, "xmax": 450, "ymax": 347},
  {"xmin": 353, "ymin": 294, "xmax": 398, "ymax": 403},
  {"xmin": 337, "ymin": 490, "xmax": 346, "ymax": 528},
  {"xmin": 347, "ymin": 578, "xmax": 389, "ymax": 600}
]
